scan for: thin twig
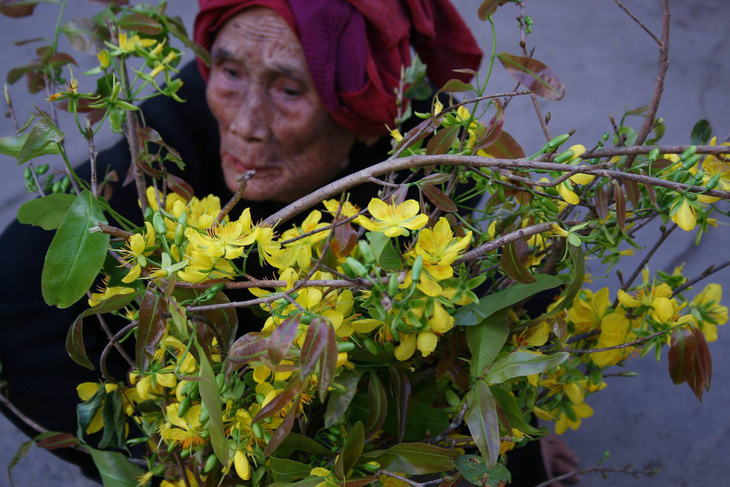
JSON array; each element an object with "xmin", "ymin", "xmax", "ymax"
[
  {"xmin": 85, "ymin": 117, "xmax": 99, "ymax": 197},
  {"xmin": 585, "ymin": 144, "xmax": 727, "ymax": 158},
  {"xmin": 214, "ymin": 170, "xmax": 255, "ymax": 226},
  {"xmin": 613, "ymin": 0, "xmax": 663, "ymax": 47},
  {"xmin": 100, "ymin": 321, "xmax": 138, "ymax": 382},
  {"xmin": 672, "ymin": 259, "xmax": 730, "ymax": 297},
  {"xmin": 95, "ymin": 223, "xmax": 134, "ymax": 240},
  {"xmin": 625, "ymin": 0, "xmax": 670, "ymax": 169},
  {"xmin": 621, "ymin": 223, "xmax": 677, "ymax": 291},
  {"xmin": 532, "ymin": 464, "xmax": 659, "ymax": 487},
  {"xmin": 94, "ymin": 306, "xmax": 135, "ymax": 369},
  {"xmin": 428, "ymin": 401, "xmax": 468, "ymax": 444},
  {"xmin": 563, "ymin": 329, "xmax": 668, "ymax": 354}
]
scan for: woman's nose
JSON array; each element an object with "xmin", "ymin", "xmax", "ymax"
[{"xmin": 229, "ymin": 88, "xmax": 270, "ymax": 143}]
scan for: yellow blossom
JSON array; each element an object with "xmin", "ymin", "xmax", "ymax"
[
  {"xmin": 97, "ymin": 50, "xmax": 111, "ymax": 69},
  {"xmin": 394, "ymin": 333, "xmax": 417, "ymax": 361},
  {"xmin": 416, "ymin": 331, "xmax": 438, "ymax": 356},
  {"xmin": 691, "ymin": 283, "xmax": 728, "ymax": 342},
  {"xmin": 360, "ymin": 198, "xmax": 428, "ymax": 238},
  {"xmin": 117, "ymin": 32, "xmax": 156, "ymax": 54},
  {"xmin": 591, "ymin": 312, "xmax": 635, "ymax": 367},
  {"xmin": 554, "ymin": 402, "xmax": 593, "ymax": 434},
  {"xmin": 670, "ymin": 198, "xmax": 698, "ymax": 232}
]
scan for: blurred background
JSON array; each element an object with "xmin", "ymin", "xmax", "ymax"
[{"xmin": 1, "ymin": 0, "xmax": 728, "ymax": 485}]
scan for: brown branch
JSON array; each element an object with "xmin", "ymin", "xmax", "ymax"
[
  {"xmin": 428, "ymin": 401, "xmax": 469, "ymax": 445},
  {"xmin": 621, "ymin": 223, "xmax": 677, "ymax": 291},
  {"xmin": 214, "ymin": 170, "xmax": 256, "ymax": 226},
  {"xmin": 95, "ymin": 223, "xmax": 134, "ymax": 240},
  {"xmin": 456, "ymin": 222, "xmax": 555, "ymax": 264},
  {"xmin": 625, "ymin": 0, "xmax": 670, "ymax": 169},
  {"xmin": 85, "ymin": 117, "xmax": 99, "ymax": 198},
  {"xmin": 613, "ymin": 0, "xmax": 663, "ymax": 47},
  {"xmin": 175, "ymin": 278, "xmax": 362, "ymax": 290},
  {"xmin": 262, "ymin": 154, "xmax": 730, "ymax": 228},
  {"xmin": 585, "ymin": 144, "xmax": 727, "ymax": 158}
]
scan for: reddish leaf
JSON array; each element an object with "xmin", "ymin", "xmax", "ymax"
[
  {"xmin": 418, "ymin": 172, "xmax": 452, "ymax": 185},
  {"xmin": 426, "ymin": 125, "xmax": 460, "ymax": 155},
  {"xmin": 500, "ymin": 241, "xmax": 536, "ymax": 284},
  {"xmin": 497, "ymin": 53, "xmax": 565, "ymax": 101},
  {"xmin": 623, "ymin": 179, "xmax": 640, "ymax": 207},
  {"xmin": 35, "ymin": 432, "xmax": 80, "ymax": 451},
  {"xmin": 651, "ymin": 158, "xmax": 675, "ymax": 172},
  {"xmin": 436, "ymin": 355, "xmax": 453, "ymax": 382},
  {"xmin": 166, "ymin": 174, "xmax": 195, "ymax": 202},
  {"xmin": 364, "ymin": 373, "xmax": 388, "ymax": 440},
  {"xmin": 465, "ymin": 380, "xmax": 500, "ymax": 467},
  {"xmin": 640, "ymin": 169, "xmax": 659, "ymax": 209},
  {"xmin": 62, "ymin": 18, "xmax": 109, "ymax": 54},
  {"xmin": 137, "ymin": 286, "xmax": 168, "ymax": 371},
  {"xmin": 389, "ymin": 368, "xmax": 412, "ymax": 443},
  {"xmin": 331, "ymin": 219, "xmax": 358, "ymax": 258},
  {"xmin": 669, "ymin": 326, "xmax": 712, "ymax": 401},
  {"xmin": 198, "ymin": 290, "xmax": 238, "ymax": 353},
  {"xmin": 0, "ymin": 0, "xmax": 36, "ymax": 18},
  {"xmin": 335, "ymin": 421, "xmax": 364, "ymax": 480},
  {"xmin": 48, "ymin": 52, "xmax": 78, "ymax": 68},
  {"xmin": 594, "ymin": 185, "xmax": 608, "ymax": 221},
  {"xmin": 267, "ymin": 315, "xmax": 301, "ymax": 365},
  {"xmin": 612, "ymin": 180, "xmax": 626, "ymax": 230},
  {"xmin": 438, "ymin": 78, "xmax": 474, "ymax": 94},
  {"xmin": 448, "ymin": 362, "xmax": 471, "ymax": 391},
  {"xmin": 224, "ymin": 333, "xmax": 268, "ymax": 380},
  {"xmin": 318, "ymin": 320, "xmax": 338, "ymax": 402},
  {"xmin": 393, "ymin": 121, "xmax": 431, "ymax": 152},
  {"xmin": 474, "ymin": 99, "xmax": 505, "ymax": 151},
  {"xmin": 345, "ymin": 477, "xmax": 378, "ymax": 487},
  {"xmin": 26, "ymin": 71, "xmax": 45, "ymax": 94},
  {"xmin": 390, "ymin": 185, "xmax": 409, "ymax": 206},
  {"xmin": 264, "ymin": 394, "xmax": 301, "ymax": 456},
  {"xmin": 482, "ymin": 130, "xmax": 525, "ymax": 159},
  {"xmin": 6, "ymin": 63, "xmax": 40, "ymax": 85},
  {"xmin": 300, "ymin": 317, "xmax": 328, "ymax": 377},
  {"xmin": 118, "ymin": 12, "xmax": 163, "ymax": 35},
  {"xmin": 252, "ymin": 376, "xmax": 306, "ymax": 424},
  {"xmin": 422, "ymin": 185, "xmax": 458, "ymax": 213},
  {"xmin": 478, "ymin": 0, "xmax": 509, "ymax": 20},
  {"xmin": 58, "ymin": 98, "xmax": 105, "ymax": 125}
]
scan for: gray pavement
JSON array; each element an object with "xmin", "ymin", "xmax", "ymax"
[{"xmin": 1, "ymin": 1, "xmax": 728, "ymax": 486}]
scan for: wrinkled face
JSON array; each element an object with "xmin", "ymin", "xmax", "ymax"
[{"xmin": 206, "ymin": 7, "xmax": 356, "ymax": 202}]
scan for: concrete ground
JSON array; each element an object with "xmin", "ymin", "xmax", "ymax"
[{"xmin": 1, "ymin": 1, "xmax": 728, "ymax": 486}]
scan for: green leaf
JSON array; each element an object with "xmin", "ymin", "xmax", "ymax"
[
  {"xmin": 66, "ymin": 291, "xmax": 140, "ymax": 369},
  {"xmin": 438, "ymin": 78, "xmax": 474, "ymax": 94},
  {"xmin": 366, "ymin": 231, "xmax": 401, "ymax": 271},
  {"xmin": 390, "ymin": 367, "xmax": 411, "ymax": 443},
  {"xmin": 497, "ymin": 53, "xmax": 565, "ymax": 101},
  {"xmin": 455, "ymin": 274, "xmax": 563, "ymax": 327},
  {"xmin": 17, "ymin": 193, "xmax": 77, "ymax": 230},
  {"xmin": 196, "ymin": 342, "xmax": 229, "ymax": 465},
  {"xmin": 465, "ymin": 380, "xmax": 499, "ymax": 466},
  {"xmin": 87, "ymin": 447, "xmax": 145, "ymax": 487},
  {"xmin": 361, "ymin": 443, "xmax": 459, "ymax": 475},
  {"xmin": 7, "ymin": 440, "xmax": 33, "ymax": 487},
  {"xmin": 364, "ymin": 372, "xmax": 387, "ymax": 440},
  {"xmin": 490, "ymin": 387, "xmax": 543, "ymax": 436},
  {"xmin": 270, "ymin": 458, "xmax": 311, "ymax": 483},
  {"xmin": 0, "ymin": 133, "xmax": 59, "ymax": 159},
  {"xmin": 455, "ymin": 454, "xmax": 511, "ymax": 486},
  {"xmin": 478, "ymin": 1, "xmax": 510, "ymax": 21},
  {"xmin": 34, "ymin": 432, "xmax": 80, "ymax": 451},
  {"xmin": 137, "ymin": 286, "xmax": 168, "ymax": 371},
  {"xmin": 273, "ymin": 433, "xmax": 331, "ymax": 458},
  {"xmin": 77, "ymin": 385, "xmax": 105, "ymax": 438},
  {"xmin": 117, "ymin": 12, "xmax": 162, "ymax": 35},
  {"xmin": 335, "ymin": 421, "xmax": 364, "ymax": 480},
  {"xmin": 99, "ymin": 388, "xmax": 125, "ymax": 449},
  {"xmin": 42, "ymin": 190, "xmax": 109, "ymax": 308},
  {"xmin": 324, "ymin": 369, "xmax": 363, "ymax": 427},
  {"xmin": 485, "ymin": 351, "xmax": 569, "ymax": 384},
  {"xmin": 351, "ymin": 394, "xmax": 449, "ymax": 442},
  {"xmin": 17, "ymin": 115, "xmax": 64, "ymax": 164},
  {"xmin": 466, "ymin": 309, "xmax": 510, "ymax": 377},
  {"xmin": 690, "ymin": 119, "xmax": 712, "ymax": 146},
  {"xmin": 500, "ymin": 241, "xmax": 537, "ymax": 284}
]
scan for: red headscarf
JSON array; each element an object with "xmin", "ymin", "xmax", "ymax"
[{"xmin": 195, "ymin": 0, "xmax": 482, "ymax": 136}]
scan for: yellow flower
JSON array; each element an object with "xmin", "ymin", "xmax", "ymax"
[
  {"xmin": 394, "ymin": 333, "xmax": 417, "ymax": 361},
  {"xmin": 691, "ymin": 137, "xmax": 730, "ymax": 203},
  {"xmin": 568, "ymin": 288, "xmax": 610, "ymax": 333},
  {"xmin": 117, "ymin": 32, "xmax": 156, "ymax": 54},
  {"xmin": 428, "ymin": 301, "xmax": 454, "ymax": 334},
  {"xmin": 670, "ymin": 198, "xmax": 698, "ymax": 232},
  {"xmin": 76, "ymin": 382, "xmax": 118, "ymax": 434},
  {"xmin": 416, "ymin": 331, "xmax": 438, "ymax": 356},
  {"xmin": 88, "ymin": 283, "xmax": 135, "ymax": 308},
  {"xmin": 591, "ymin": 312, "xmax": 635, "ymax": 367},
  {"xmin": 234, "ymin": 450, "xmax": 251, "ymax": 481},
  {"xmin": 406, "ymin": 217, "xmax": 471, "ymax": 296},
  {"xmin": 691, "ymin": 283, "xmax": 728, "ymax": 342},
  {"xmin": 160, "ymin": 403, "xmax": 206, "ymax": 449},
  {"xmin": 97, "ymin": 50, "xmax": 111, "ymax": 69},
  {"xmin": 118, "ymin": 222, "xmax": 157, "ymax": 283},
  {"xmin": 322, "ymin": 199, "xmax": 360, "ymax": 219},
  {"xmin": 554, "ymin": 402, "xmax": 593, "ymax": 434},
  {"xmin": 557, "ymin": 181, "xmax": 580, "ymax": 205},
  {"xmin": 390, "ymin": 128, "xmax": 403, "ymax": 143},
  {"xmin": 360, "ymin": 198, "xmax": 428, "ymax": 238}
]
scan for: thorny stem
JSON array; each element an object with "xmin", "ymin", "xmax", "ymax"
[{"xmin": 214, "ymin": 170, "xmax": 256, "ymax": 226}]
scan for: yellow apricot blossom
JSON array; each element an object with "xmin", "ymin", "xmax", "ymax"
[
  {"xmin": 360, "ymin": 198, "xmax": 428, "ymax": 238},
  {"xmin": 691, "ymin": 283, "xmax": 728, "ymax": 342}
]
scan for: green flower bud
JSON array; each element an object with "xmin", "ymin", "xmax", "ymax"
[
  {"xmin": 411, "ymin": 255, "xmax": 424, "ymax": 283},
  {"xmin": 648, "ymin": 147, "xmax": 660, "ymax": 162},
  {"xmin": 345, "ymin": 256, "xmax": 368, "ymax": 277},
  {"xmin": 202, "ymin": 454, "xmax": 218, "ymax": 475},
  {"xmin": 177, "ymin": 396, "xmax": 191, "ymax": 418},
  {"xmin": 681, "ymin": 154, "xmax": 701, "ymax": 170},
  {"xmin": 546, "ymin": 133, "xmax": 571, "ymax": 150},
  {"xmin": 387, "ymin": 273, "xmax": 400, "ymax": 297},
  {"xmin": 357, "ymin": 241, "xmax": 375, "ymax": 264},
  {"xmin": 706, "ymin": 174, "xmax": 720, "ymax": 190},
  {"xmin": 680, "ymin": 145, "xmax": 697, "ymax": 161}
]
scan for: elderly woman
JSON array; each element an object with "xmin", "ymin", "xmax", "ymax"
[{"xmin": 0, "ymin": 1, "xmax": 560, "ymax": 484}]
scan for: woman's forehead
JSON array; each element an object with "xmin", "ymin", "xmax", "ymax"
[{"xmin": 211, "ymin": 8, "xmax": 308, "ymax": 75}]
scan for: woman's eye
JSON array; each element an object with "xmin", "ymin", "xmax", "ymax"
[
  {"xmin": 282, "ymin": 87, "xmax": 301, "ymax": 98},
  {"xmin": 223, "ymin": 67, "xmax": 240, "ymax": 79}
]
